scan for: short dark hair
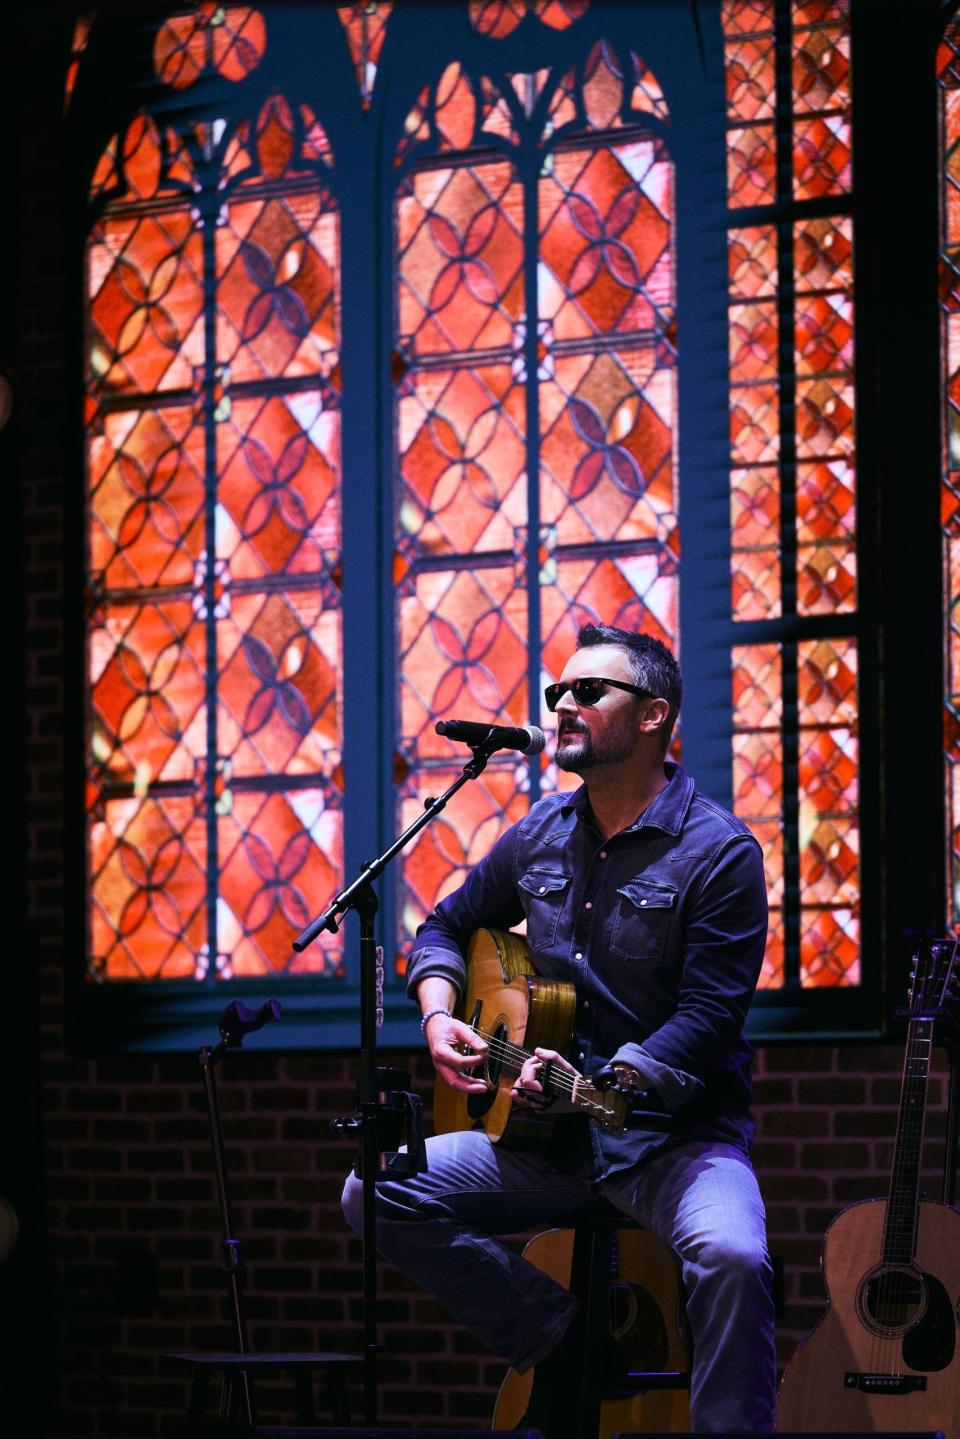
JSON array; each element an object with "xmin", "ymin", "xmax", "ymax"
[{"xmin": 576, "ymin": 623, "xmax": 682, "ymax": 750}]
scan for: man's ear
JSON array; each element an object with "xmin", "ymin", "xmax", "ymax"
[{"xmin": 639, "ymin": 697, "xmax": 670, "ymax": 737}]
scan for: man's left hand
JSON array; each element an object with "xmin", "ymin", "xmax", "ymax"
[{"xmin": 512, "ymin": 1046, "xmax": 583, "ymax": 1114}]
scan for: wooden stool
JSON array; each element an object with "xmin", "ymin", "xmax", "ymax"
[
  {"xmin": 494, "ymin": 1210, "xmax": 691, "ymax": 1439},
  {"xmin": 163, "ymin": 1348, "xmax": 363, "ymax": 1428}
]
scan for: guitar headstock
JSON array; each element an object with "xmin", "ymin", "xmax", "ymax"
[{"xmin": 907, "ymin": 934, "xmax": 960, "ymax": 1024}]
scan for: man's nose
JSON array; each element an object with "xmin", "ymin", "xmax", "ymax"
[{"xmin": 555, "ymin": 685, "xmax": 578, "ymax": 714}]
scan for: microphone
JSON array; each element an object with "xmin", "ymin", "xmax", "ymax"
[{"xmin": 435, "ymin": 719, "xmax": 546, "ymax": 754}]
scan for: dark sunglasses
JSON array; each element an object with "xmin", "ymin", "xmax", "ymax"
[{"xmin": 543, "ymin": 676, "xmax": 654, "ymax": 712}]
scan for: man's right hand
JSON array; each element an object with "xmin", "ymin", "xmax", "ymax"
[{"xmin": 423, "ymin": 1011, "xmax": 490, "ymax": 1094}]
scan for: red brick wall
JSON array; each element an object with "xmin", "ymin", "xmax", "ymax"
[
  {"xmin": 9, "ymin": 12, "xmax": 956, "ymax": 1438},
  {"xmin": 29, "ymin": 1045, "xmax": 956, "ymax": 1435}
]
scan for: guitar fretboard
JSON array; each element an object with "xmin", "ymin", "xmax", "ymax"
[{"xmin": 881, "ymin": 1018, "xmax": 933, "ymax": 1266}]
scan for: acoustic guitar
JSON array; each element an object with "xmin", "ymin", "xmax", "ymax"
[
  {"xmin": 776, "ymin": 934, "xmax": 960, "ymax": 1434},
  {"xmin": 491, "ymin": 1224, "xmax": 691, "ymax": 1437},
  {"xmin": 432, "ymin": 927, "xmax": 637, "ymax": 1148}
]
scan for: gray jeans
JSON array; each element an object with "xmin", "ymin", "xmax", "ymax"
[{"xmin": 341, "ymin": 1130, "xmax": 776, "ymax": 1432}]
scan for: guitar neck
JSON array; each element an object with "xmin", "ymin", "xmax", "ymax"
[
  {"xmin": 475, "ymin": 1027, "xmax": 630, "ymax": 1132},
  {"xmin": 881, "ymin": 1017, "xmax": 934, "ymax": 1266}
]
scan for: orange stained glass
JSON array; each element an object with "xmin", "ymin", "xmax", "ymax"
[
  {"xmin": 940, "ymin": 19, "xmax": 960, "ymax": 926},
  {"xmin": 337, "ymin": 2, "xmax": 393, "ymax": 108},
  {"xmin": 539, "ymin": 350, "xmax": 676, "ymax": 550},
  {"xmin": 798, "ymin": 637, "xmax": 860, "ymax": 985},
  {"xmin": 394, "ymin": 43, "xmax": 677, "ymax": 963},
  {"xmin": 728, "ymin": 224, "xmax": 780, "ymax": 620},
  {"xmin": 723, "ymin": 0, "xmax": 776, "ymax": 209},
  {"xmin": 64, "ymin": 14, "xmax": 94, "ymax": 117},
  {"xmin": 539, "ymin": 138, "xmax": 674, "ymax": 340},
  {"xmin": 792, "ymin": 0, "xmax": 851, "ymax": 200},
  {"xmin": 88, "ymin": 211, "xmax": 205, "ymax": 396},
  {"xmin": 216, "ymin": 392, "xmax": 341, "ymax": 580},
  {"xmin": 90, "ymin": 794, "xmax": 208, "ymax": 981},
  {"xmin": 469, "ymin": 0, "xmax": 589, "ymax": 39},
  {"xmin": 216, "ymin": 194, "xmax": 340, "ymax": 384},
  {"xmin": 397, "ymin": 763, "xmax": 531, "ymax": 970},
  {"xmin": 795, "ymin": 216, "xmax": 856, "ymax": 616},
  {"xmin": 90, "ymin": 598, "xmax": 206, "ymax": 788},
  {"xmin": 153, "ymin": 5, "xmax": 266, "ymax": 90},
  {"xmin": 216, "ymin": 591, "xmax": 342, "ymax": 779},
  {"xmin": 397, "ymin": 365, "xmax": 527, "ymax": 557},
  {"xmin": 399, "ymin": 566, "xmax": 530, "ymax": 762},
  {"xmin": 88, "ymin": 406, "xmax": 206, "ymax": 592},
  {"xmin": 732, "ymin": 643, "xmax": 784, "ymax": 987},
  {"xmin": 86, "ymin": 82, "xmax": 343, "ymax": 982},
  {"xmin": 397, "ymin": 160, "xmax": 524, "ymax": 358},
  {"xmin": 218, "ymin": 785, "xmax": 344, "ymax": 978}
]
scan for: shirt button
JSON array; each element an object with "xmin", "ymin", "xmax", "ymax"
[
  {"xmin": 585, "ymin": 901, "xmax": 593, "ymax": 910},
  {"xmin": 640, "ymin": 899, "xmax": 648, "ymax": 906},
  {"xmin": 578, "ymin": 1052, "xmax": 585, "ymax": 1063},
  {"xmin": 583, "ymin": 999, "xmax": 590, "ymax": 1008},
  {"xmin": 575, "ymin": 951, "xmax": 583, "ymax": 960},
  {"xmin": 599, "ymin": 850, "xmax": 607, "ymax": 860},
  {"xmin": 539, "ymin": 885, "xmax": 546, "ymax": 893}
]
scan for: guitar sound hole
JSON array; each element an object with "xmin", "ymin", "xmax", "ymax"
[
  {"xmin": 856, "ymin": 1265, "xmax": 927, "ymax": 1336},
  {"xmin": 465, "ymin": 1020, "xmax": 508, "ymax": 1121}
]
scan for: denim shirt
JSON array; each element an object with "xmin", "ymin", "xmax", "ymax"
[{"xmin": 407, "ymin": 763, "xmax": 768, "ymax": 1175}]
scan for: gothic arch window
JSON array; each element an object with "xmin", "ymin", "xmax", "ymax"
[
  {"xmin": 83, "ymin": 7, "xmax": 345, "ymax": 996},
  {"xmin": 392, "ymin": 40, "xmax": 678, "ymax": 966},
  {"xmin": 73, "ymin": 0, "xmax": 869, "ymax": 1050}
]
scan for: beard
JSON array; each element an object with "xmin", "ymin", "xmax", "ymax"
[{"xmin": 555, "ymin": 713, "xmax": 638, "ymax": 772}]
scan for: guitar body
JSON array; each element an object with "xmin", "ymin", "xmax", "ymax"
[
  {"xmin": 777, "ymin": 1197, "xmax": 960, "ymax": 1433},
  {"xmin": 433, "ymin": 928, "xmax": 577, "ymax": 1148},
  {"xmin": 492, "ymin": 1226, "xmax": 691, "ymax": 1437}
]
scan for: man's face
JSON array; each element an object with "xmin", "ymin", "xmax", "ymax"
[{"xmin": 553, "ymin": 644, "xmax": 646, "ymax": 773}]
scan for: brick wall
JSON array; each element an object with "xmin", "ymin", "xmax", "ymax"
[
  {"xmin": 28, "ymin": 1044, "xmax": 957, "ymax": 1435},
  {"xmin": 9, "ymin": 10, "xmax": 956, "ymax": 1438}
]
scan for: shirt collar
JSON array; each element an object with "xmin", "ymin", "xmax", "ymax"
[{"xmin": 560, "ymin": 762, "xmax": 694, "ymax": 838}]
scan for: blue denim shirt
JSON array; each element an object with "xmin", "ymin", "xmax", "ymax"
[{"xmin": 407, "ymin": 763, "xmax": 768, "ymax": 1175}]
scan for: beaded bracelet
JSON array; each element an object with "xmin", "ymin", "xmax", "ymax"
[{"xmin": 420, "ymin": 1008, "xmax": 452, "ymax": 1035}]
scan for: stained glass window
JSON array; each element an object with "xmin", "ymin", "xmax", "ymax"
[
  {"xmin": 393, "ymin": 43, "xmax": 677, "ymax": 968},
  {"xmin": 724, "ymin": 0, "xmax": 859, "ymax": 988},
  {"xmin": 76, "ymin": 1, "xmax": 872, "ymax": 1045},
  {"xmin": 85, "ymin": 10, "xmax": 344, "ymax": 983},
  {"xmin": 940, "ymin": 17, "xmax": 960, "ymax": 929},
  {"xmin": 337, "ymin": 2, "xmax": 394, "ymax": 109}
]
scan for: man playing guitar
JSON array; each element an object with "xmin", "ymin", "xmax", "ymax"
[{"xmin": 342, "ymin": 624, "xmax": 776, "ymax": 1436}]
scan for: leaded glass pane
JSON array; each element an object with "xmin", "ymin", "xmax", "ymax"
[
  {"xmin": 940, "ymin": 20, "xmax": 960, "ymax": 928},
  {"xmin": 725, "ymin": 0, "xmax": 859, "ymax": 990},
  {"xmin": 798, "ymin": 637, "xmax": 860, "ymax": 986},
  {"xmin": 732, "ymin": 643, "xmax": 784, "ymax": 987},
  {"xmin": 469, "ymin": 0, "xmax": 589, "ymax": 39},
  {"xmin": 393, "ymin": 47, "xmax": 676, "ymax": 970},
  {"xmin": 792, "ymin": 0, "xmax": 851, "ymax": 200},
  {"xmin": 85, "ymin": 63, "xmax": 343, "ymax": 982},
  {"xmin": 336, "ymin": 2, "xmax": 393, "ymax": 109}
]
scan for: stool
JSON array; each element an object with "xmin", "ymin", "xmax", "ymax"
[
  {"xmin": 493, "ymin": 1211, "xmax": 691, "ymax": 1439},
  {"xmin": 163, "ymin": 1349, "xmax": 364, "ymax": 1429}
]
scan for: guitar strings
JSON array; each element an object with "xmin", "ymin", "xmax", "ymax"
[{"xmin": 468, "ymin": 1027, "xmax": 586, "ymax": 1097}]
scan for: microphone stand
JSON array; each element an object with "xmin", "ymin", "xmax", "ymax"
[{"xmin": 292, "ymin": 740, "xmax": 498, "ymax": 1427}]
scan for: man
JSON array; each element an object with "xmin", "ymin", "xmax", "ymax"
[{"xmin": 342, "ymin": 624, "xmax": 776, "ymax": 1435}]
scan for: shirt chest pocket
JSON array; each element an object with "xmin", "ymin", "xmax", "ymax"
[
  {"xmin": 609, "ymin": 878, "xmax": 677, "ymax": 961},
  {"xmin": 518, "ymin": 869, "xmax": 570, "ymax": 953}
]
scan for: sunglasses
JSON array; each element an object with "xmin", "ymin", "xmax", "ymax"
[{"xmin": 543, "ymin": 676, "xmax": 654, "ymax": 712}]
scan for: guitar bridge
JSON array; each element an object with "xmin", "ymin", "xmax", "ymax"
[{"xmin": 843, "ymin": 1372, "xmax": 927, "ymax": 1394}]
